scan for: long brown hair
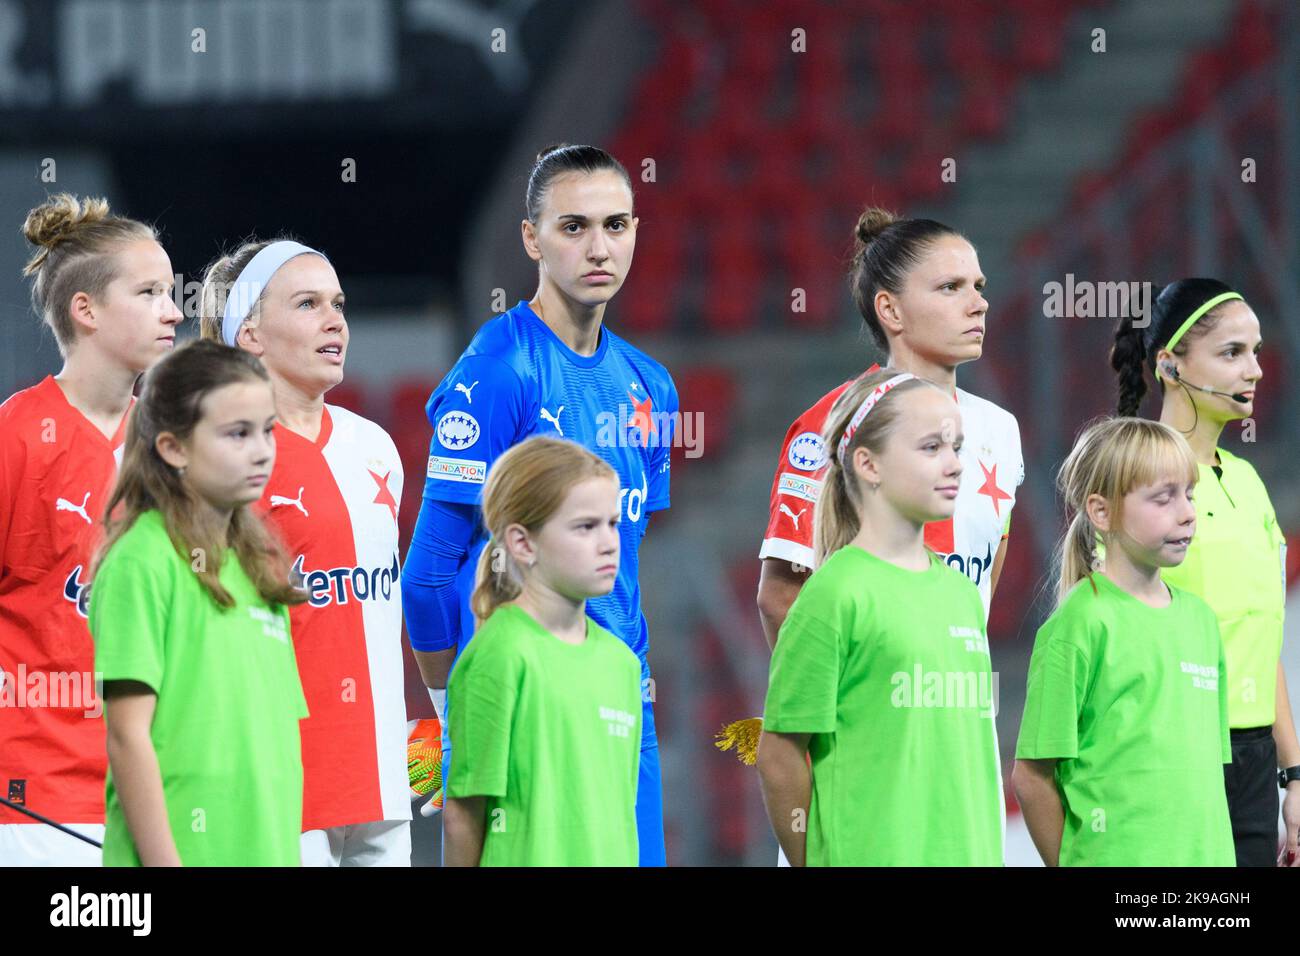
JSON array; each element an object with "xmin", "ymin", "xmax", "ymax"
[
  {"xmin": 813, "ymin": 368, "xmax": 942, "ymax": 566},
  {"xmin": 92, "ymin": 339, "xmax": 305, "ymax": 610},
  {"xmin": 1053, "ymin": 416, "xmax": 1198, "ymax": 607},
  {"xmin": 471, "ymin": 436, "xmax": 618, "ymax": 623},
  {"xmin": 21, "ymin": 193, "xmax": 158, "ymax": 355}
]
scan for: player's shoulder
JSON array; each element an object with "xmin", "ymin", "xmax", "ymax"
[
  {"xmin": 325, "ymin": 403, "xmax": 398, "ymax": 454},
  {"xmin": 0, "ymin": 377, "xmax": 57, "ymax": 432},
  {"xmin": 792, "ymin": 378, "xmax": 855, "ymax": 432},
  {"xmin": 605, "ymin": 326, "xmax": 675, "ymax": 391},
  {"xmin": 954, "ymin": 386, "xmax": 1020, "ymax": 433}
]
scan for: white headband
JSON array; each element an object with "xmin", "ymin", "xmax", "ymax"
[
  {"xmin": 836, "ymin": 373, "xmax": 916, "ymax": 466},
  {"xmin": 221, "ymin": 240, "xmax": 329, "ymax": 346}
]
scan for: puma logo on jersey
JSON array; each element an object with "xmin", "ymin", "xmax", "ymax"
[
  {"xmin": 540, "ymin": 406, "xmax": 564, "ymax": 435},
  {"xmin": 779, "ymin": 503, "xmax": 806, "ymax": 530},
  {"xmin": 270, "ymin": 487, "xmax": 309, "ymax": 517},
  {"xmin": 55, "ymin": 492, "xmax": 92, "ymax": 525},
  {"xmin": 454, "ymin": 380, "xmax": 479, "ymax": 403}
]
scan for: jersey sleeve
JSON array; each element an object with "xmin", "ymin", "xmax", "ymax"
[
  {"xmin": 447, "ymin": 631, "xmax": 522, "ymax": 799},
  {"xmin": 1003, "ymin": 414, "xmax": 1025, "ymax": 539},
  {"xmin": 762, "ymin": 579, "xmax": 840, "ymax": 734},
  {"xmin": 645, "ymin": 374, "xmax": 678, "ymax": 514},
  {"xmin": 1014, "ymin": 617, "xmax": 1091, "ymax": 761},
  {"xmin": 421, "ymin": 353, "xmax": 529, "ymax": 505},
  {"xmin": 89, "ymin": 528, "xmax": 176, "ymax": 694},
  {"xmin": 757, "ymin": 412, "xmax": 827, "ymax": 570}
]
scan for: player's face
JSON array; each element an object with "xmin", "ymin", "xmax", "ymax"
[
  {"xmin": 173, "ymin": 380, "xmax": 278, "ymax": 514},
  {"xmin": 1167, "ymin": 300, "xmax": 1262, "ymax": 423},
  {"xmin": 527, "ymin": 476, "xmax": 622, "ymax": 601},
  {"xmin": 249, "ymin": 255, "xmax": 348, "ymax": 400},
  {"xmin": 1107, "ymin": 477, "xmax": 1197, "ymax": 569},
  {"xmin": 866, "ymin": 387, "xmax": 964, "ymax": 524},
  {"xmin": 526, "ymin": 170, "xmax": 637, "ymax": 309},
  {"xmin": 90, "ymin": 239, "xmax": 182, "ymax": 372},
  {"xmin": 892, "ymin": 235, "xmax": 987, "ymax": 367}
]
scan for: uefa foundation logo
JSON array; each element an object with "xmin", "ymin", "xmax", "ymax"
[{"xmin": 0, "ymin": 664, "xmax": 101, "ymax": 718}]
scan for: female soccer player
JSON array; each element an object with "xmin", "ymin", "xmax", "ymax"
[
  {"xmin": 403, "ymin": 144, "xmax": 677, "ymax": 866},
  {"xmin": 738, "ymin": 208, "xmax": 1021, "ymax": 865},
  {"xmin": 1013, "ymin": 417, "xmax": 1234, "ymax": 867},
  {"xmin": 757, "ymin": 208, "xmax": 1022, "ymax": 637},
  {"xmin": 0, "ymin": 194, "xmax": 181, "ymax": 865},
  {"xmin": 444, "ymin": 437, "xmax": 641, "ymax": 866},
  {"xmin": 90, "ymin": 339, "xmax": 308, "ymax": 866},
  {"xmin": 756, "ymin": 369, "xmax": 1003, "ymax": 866},
  {"xmin": 199, "ymin": 238, "xmax": 411, "ymax": 866},
  {"xmin": 1111, "ymin": 279, "xmax": 1299, "ymax": 866}
]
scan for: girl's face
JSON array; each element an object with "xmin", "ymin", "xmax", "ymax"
[
  {"xmin": 163, "ymin": 380, "xmax": 278, "ymax": 514},
  {"xmin": 1093, "ymin": 476, "xmax": 1197, "ymax": 570},
  {"xmin": 523, "ymin": 170, "xmax": 637, "ymax": 311},
  {"xmin": 886, "ymin": 235, "xmax": 988, "ymax": 367},
  {"xmin": 241, "ymin": 254, "xmax": 348, "ymax": 400},
  {"xmin": 853, "ymin": 387, "xmax": 964, "ymax": 525},
  {"xmin": 1161, "ymin": 300, "xmax": 1262, "ymax": 423},
  {"xmin": 512, "ymin": 475, "xmax": 621, "ymax": 602},
  {"xmin": 80, "ymin": 239, "xmax": 182, "ymax": 371}
]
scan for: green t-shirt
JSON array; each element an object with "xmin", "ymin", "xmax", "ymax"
[
  {"xmin": 1016, "ymin": 571, "xmax": 1234, "ymax": 866},
  {"xmin": 763, "ymin": 545, "xmax": 1004, "ymax": 866},
  {"xmin": 447, "ymin": 604, "xmax": 642, "ymax": 866},
  {"xmin": 90, "ymin": 510, "xmax": 308, "ymax": 867},
  {"xmin": 1160, "ymin": 447, "xmax": 1287, "ymax": 728}
]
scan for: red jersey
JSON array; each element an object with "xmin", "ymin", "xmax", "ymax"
[
  {"xmin": 256, "ymin": 405, "xmax": 409, "ymax": 831},
  {"xmin": 0, "ymin": 376, "xmax": 131, "ymax": 824}
]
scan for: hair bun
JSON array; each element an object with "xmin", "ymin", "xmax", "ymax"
[
  {"xmin": 534, "ymin": 142, "xmax": 572, "ymax": 165},
  {"xmin": 853, "ymin": 206, "xmax": 897, "ymax": 251},
  {"xmin": 22, "ymin": 193, "xmax": 111, "ymax": 251}
]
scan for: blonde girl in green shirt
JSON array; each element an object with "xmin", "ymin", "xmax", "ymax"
[
  {"xmin": 443, "ymin": 436, "xmax": 643, "ymax": 866},
  {"xmin": 1013, "ymin": 417, "xmax": 1235, "ymax": 866},
  {"xmin": 757, "ymin": 369, "xmax": 1003, "ymax": 866},
  {"xmin": 89, "ymin": 339, "xmax": 308, "ymax": 866},
  {"xmin": 1112, "ymin": 279, "xmax": 1296, "ymax": 867}
]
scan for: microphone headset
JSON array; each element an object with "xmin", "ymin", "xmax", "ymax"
[{"xmin": 1157, "ymin": 361, "xmax": 1250, "ymax": 404}]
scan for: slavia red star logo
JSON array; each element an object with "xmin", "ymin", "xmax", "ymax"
[
  {"xmin": 628, "ymin": 392, "xmax": 654, "ymax": 448},
  {"xmin": 369, "ymin": 469, "xmax": 398, "ymax": 522},
  {"xmin": 976, "ymin": 460, "xmax": 1012, "ymax": 516}
]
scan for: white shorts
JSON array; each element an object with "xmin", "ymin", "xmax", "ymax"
[
  {"xmin": 301, "ymin": 819, "xmax": 411, "ymax": 867},
  {"xmin": 0, "ymin": 823, "xmax": 104, "ymax": 866},
  {"xmin": 777, "ymin": 845, "xmax": 791, "ymax": 867}
]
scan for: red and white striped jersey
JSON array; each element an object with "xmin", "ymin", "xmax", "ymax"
[
  {"xmin": 256, "ymin": 404, "xmax": 409, "ymax": 830},
  {"xmin": 0, "ymin": 376, "xmax": 131, "ymax": 824},
  {"xmin": 759, "ymin": 372, "xmax": 1024, "ymax": 622}
]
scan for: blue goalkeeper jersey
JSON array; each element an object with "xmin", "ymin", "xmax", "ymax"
[{"xmin": 420, "ymin": 299, "xmax": 677, "ymax": 677}]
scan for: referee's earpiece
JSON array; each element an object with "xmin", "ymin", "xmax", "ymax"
[{"xmin": 1158, "ymin": 360, "xmax": 1180, "ymax": 382}]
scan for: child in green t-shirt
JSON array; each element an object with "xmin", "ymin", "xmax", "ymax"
[
  {"xmin": 89, "ymin": 340, "xmax": 309, "ymax": 866},
  {"xmin": 443, "ymin": 436, "xmax": 643, "ymax": 866},
  {"xmin": 757, "ymin": 369, "xmax": 1004, "ymax": 866},
  {"xmin": 1013, "ymin": 416, "xmax": 1235, "ymax": 866}
]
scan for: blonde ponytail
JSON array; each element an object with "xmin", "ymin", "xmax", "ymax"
[{"xmin": 470, "ymin": 537, "xmax": 524, "ymax": 623}]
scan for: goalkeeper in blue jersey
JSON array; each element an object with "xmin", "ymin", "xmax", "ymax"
[{"xmin": 402, "ymin": 144, "xmax": 678, "ymax": 866}]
